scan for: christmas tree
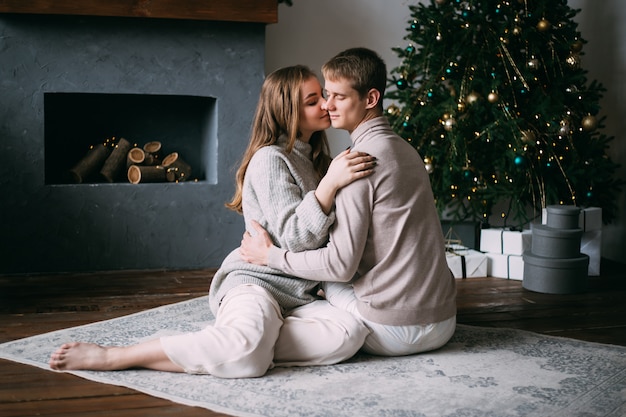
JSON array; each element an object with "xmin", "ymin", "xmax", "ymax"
[{"xmin": 386, "ymin": 0, "xmax": 622, "ymax": 226}]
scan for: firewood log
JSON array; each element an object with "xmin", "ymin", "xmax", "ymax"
[
  {"xmin": 69, "ymin": 142, "xmax": 111, "ymax": 183},
  {"xmin": 127, "ymin": 165, "xmax": 166, "ymax": 184},
  {"xmin": 127, "ymin": 147, "xmax": 145, "ymax": 168},
  {"xmin": 100, "ymin": 137, "xmax": 131, "ymax": 182},
  {"xmin": 162, "ymin": 152, "xmax": 192, "ymax": 182},
  {"xmin": 142, "ymin": 141, "xmax": 162, "ymax": 165}
]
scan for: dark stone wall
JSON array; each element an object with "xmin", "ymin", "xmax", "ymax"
[{"xmin": 0, "ymin": 14, "xmax": 265, "ymax": 274}]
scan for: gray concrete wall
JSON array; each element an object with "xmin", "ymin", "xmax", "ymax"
[{"xmin": 0, "ymin": 14, "xmax": 265, "ymax": 274}]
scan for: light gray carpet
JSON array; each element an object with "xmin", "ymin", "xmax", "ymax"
[{"xmin": 1, "ymin": 295, "xmax": 624, "ymax": 417}]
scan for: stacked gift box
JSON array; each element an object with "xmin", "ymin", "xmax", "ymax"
[
  {"xmin": 542, "ymin": 207, "xmax": 602, "ymax": 275},
  {"xmin": 524, "ymin": 205, "xmax": 589, "ymax": 294},
  {"xmin": 480, "ymin": 228, "xmax": 532, "ymax": 280}
]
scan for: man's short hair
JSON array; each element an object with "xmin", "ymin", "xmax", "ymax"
[{"xmin": 322, "ymin": 47, "xmax": 387, "ymax": 105}]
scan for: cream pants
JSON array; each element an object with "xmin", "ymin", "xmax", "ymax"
[
  {"xmin": 160, "ymin": 284, "xmax": 369, "ymax": 378},
  {"xmin": 323, "ymin": 281, "xmax": 457, "ymax": 356}
]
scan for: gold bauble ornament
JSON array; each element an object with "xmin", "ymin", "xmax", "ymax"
[
  {"xmin": 537, "ymin": 18, "xmax": 551, "ymax": 32},
  {"xmin": 582, "ymin": 115, "xmax": 598, "ymax": 131},
  {"xmin": 487, "ymin": 91, "xmax": 499, "ymax": 103},
  {"xmin": 457, "ymin": 100, "xmax": 466, "ymax": 112},
  {"xmin": 466, "ymin": 91, "xmax": 480, "ymax": 105},
  {"xmin": 386, "ymin": 104, "xmax": 400, "ymax": 117},
  {"xmin": 571, "ymin": 40, "xmax": 583, "ymax": 53},
  {"xmin": 444, "ymin": 117, "xmax": 456, "ymax": 131},
  {"xmin": 512, "ymin": 26, "xmax": 522, "ymax": 36}
]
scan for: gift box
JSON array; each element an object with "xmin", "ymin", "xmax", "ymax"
[
  {"xmin": 480, "ymin": 228, "xmax": 532, "ymax": 256},
  {"xmin": 486, "ymin": 253, "xmax": 524, "ymax": 280},
  {"xmin": 541, "ymin": 206, "xmax": 602, "ymax": 275},
  {"xmin": 581, "ymin": 229, "xmax": 602, "ymax": 276},
  {"xmin": 579, "ymin": 207, "xmax": 602, "ymax": 231},
  {"xmin": 446, "ymin": 245, "xmax": 488, "ymax": 278},
  {"xmin": 541, "ymin": 207, "xmax": 602, "ymax": 232}
]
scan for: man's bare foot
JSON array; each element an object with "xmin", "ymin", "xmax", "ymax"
[{"xmin": 49, "ymin": 342, "xmax": 117, "ymax": 371}]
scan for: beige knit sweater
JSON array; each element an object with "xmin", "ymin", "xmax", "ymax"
[{"xmin": 267, "ymin": 117, "xmax": 457, "ymax": 326}]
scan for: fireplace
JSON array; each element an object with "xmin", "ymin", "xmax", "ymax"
[
  {"xmin": 44, "ymin": 92, "xmax": 217, "ymax": 185},
  {"xmin": 0, "ymin": 3, "xmax": 275, "ymax": 274}
]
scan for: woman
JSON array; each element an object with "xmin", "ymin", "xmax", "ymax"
[{"xmin": 49, "ymin": 65, "xmax": 375, "ymax": 378}]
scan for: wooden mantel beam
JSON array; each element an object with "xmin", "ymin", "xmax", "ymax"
[{"xmin": 0, "ymin": 0, "xmax": 278, "ymax": 24}]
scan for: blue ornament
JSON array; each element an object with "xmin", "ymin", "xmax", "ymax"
[
  {"xmin": 396, "ymin": 78, "xmax": 408, "ymax": 90},
  {"xmin": 514, "ymin": 155, "xmax": 524, "ymax": 166}
]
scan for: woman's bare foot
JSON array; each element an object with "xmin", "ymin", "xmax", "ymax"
[
  {"xmin": 49, "ymin": 342, "xmax": 117, "ymax": 371},
  {"xmin": 49, "ymin": 338, "xmax": 183, "ymax": 373}
]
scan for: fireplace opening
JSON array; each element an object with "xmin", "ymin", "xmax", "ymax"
[{"xmin": 44, "ymin": 92, "xmax": 217, "ymax": 185}]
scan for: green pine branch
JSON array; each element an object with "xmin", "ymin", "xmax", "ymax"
[{"xmin": 386, "ymin": 0, "xmax": 623, "ymax": 225}]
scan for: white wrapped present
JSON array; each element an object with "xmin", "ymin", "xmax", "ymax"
[
  {"xmin": 480, "ymin": 228, "xmax": 532, "ymax": 256},
  {"xmin": 579, "ymin": 207, "xmax": 602, "ymax": 231},
  {"xmin": 446, "ymin": 245, "xmax": 488, "ymax": 278},
  {"xmin": 581, "ymin": 229, "xmax": 602, "ymax": 276},
  {"xmin": 486, "ymin": 253, "xmax": 524, "ymax": 280}
]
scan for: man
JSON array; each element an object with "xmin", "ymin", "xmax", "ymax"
[{"xmin": 240, "ymin": 47, "xmax": 456, "ymax": 356}]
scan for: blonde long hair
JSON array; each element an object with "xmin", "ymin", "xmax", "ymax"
[{"xmin": 226, "ymin": 65, "xmax": 332, "ymax": 213}]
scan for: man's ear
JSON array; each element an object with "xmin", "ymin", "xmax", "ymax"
[{"xmin": 365, "ymin": 88, "xmax": 381, "ymax": 110}]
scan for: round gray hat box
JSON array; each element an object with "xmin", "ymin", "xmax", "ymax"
[
  {"xmin": 523, "ymin": 252, "xmax": 589, "ymax": 294},
  {"xmin": 531, "ymin": 224, "xmax": 583, "ymax": 258},
  {"xmin": 546, "ymin": 205, "xmax": 581, "ymax": 229}
]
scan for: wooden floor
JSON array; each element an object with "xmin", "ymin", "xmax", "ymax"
[{"xmin": 1, "ymin": 260, "xmax": 625, "ymax": 416}]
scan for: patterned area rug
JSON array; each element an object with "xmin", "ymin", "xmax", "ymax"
[{"xmin": 1, "ymin": 295, "xmax": 624, "ymax": 417}]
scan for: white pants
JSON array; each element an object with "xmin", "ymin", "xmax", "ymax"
[
  {"xmin": 160, "ymin": 284, "xmax": 369, "ymax": 378},
  {"xmin": 323, "ymin": 281, "xmax": 456, "ymax": 356}
]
